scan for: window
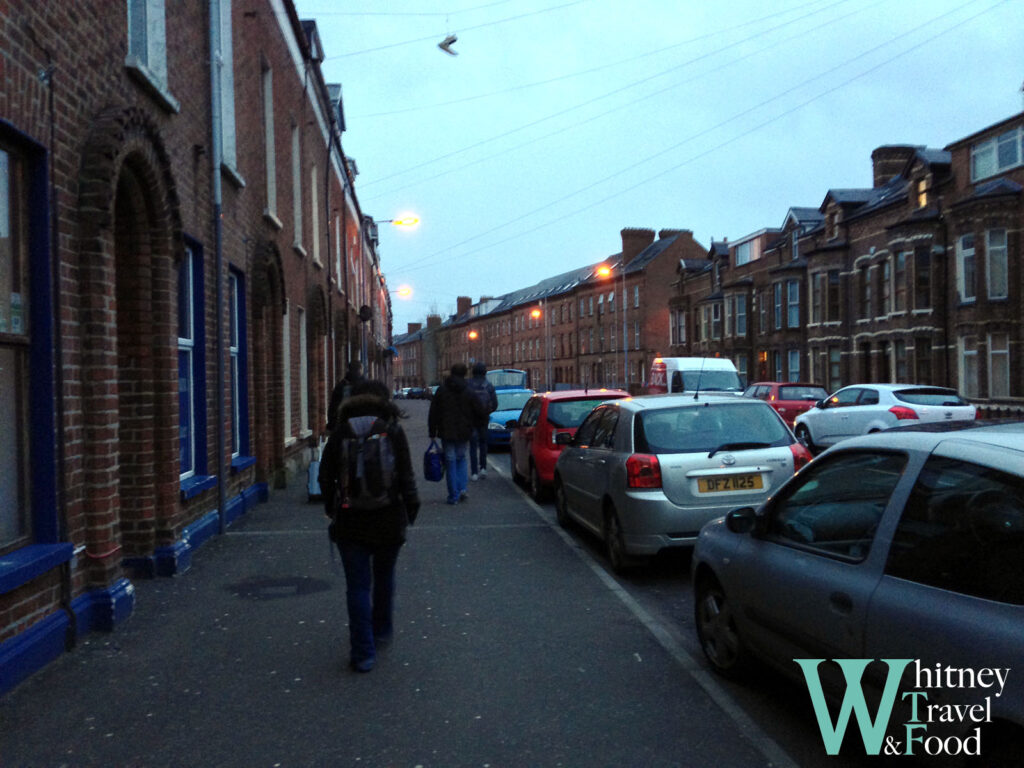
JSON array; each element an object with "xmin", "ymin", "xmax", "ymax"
[
  {"xmin": 723, "ymin": 298, "xmax": 732, "ymax": 338},
  {"xmin": 894, "ymin": 252, "xmax": 907, "ymax": 311},
  {"xmin": 291, "ymin": 125, "xmax": 303, "ymax": 250},
  {"xmin": 880, "ymin": 259, "xmax": 891, "ymax": 315},
  {"xmin": 987, "ymin": 229, "xmax": 1007, "ymax": 299},
  {"xmin": 970, "ymin": 127, "xmax": 1023, "ymax": 181},
  {"xmin": 579, "ymin": 298, "xmax": 584, "ymax": 317},
  {"xmin": 310, "ymin": 166, "xmax": 320, "ymax": 264},
  {"xmin": 735, "ymin": 241, "xmax": 751, "ymax": 266},
  {"xmin": 895, "ymin": 340, "xmax": 907, "ymax": 381},
  {"xmin": 299, "ymin": 307, "xmax": 309, "ymax": 434},
  {"xmin": 828, "ymin": 346, "xmax": 842, "ymax": 391},
  {"xmin": 786, "ymin": 280, "xmax": 799, "ymax": 328},
  {"xmin": 773, "ymin": 351, "xmax": 782, "ymax": 382},
  {"xmin": 178, "ymin": 244, "xmax": 204, "ymax": 479},
  {"xmin": 960, "ymin": 336, "xmax": 979, "ymax": 399},
  {"xmin": 827, "ymin": 269, "xmax": 840, "ymax": 322},
  {"xmin": 989, "ymin": 333, "xmax": 1010, "ymax": 398},
  {"xmin": 791, "ymin": 230, "xmax": 799, "ymax": 261},
  {"xmin": 956, "ymin": 234, "xmax": 976, "ymax": 303},
  {"xmin": 608, "ymin": 290, "xmax": 615, "ymax": 313},
  {"xmin": 759, "ymin": 290, "xmax": 768, "ymax": 333},
  {"xmin": 634, "ymin": 320, "xmax": 640, "ymax": 350},
  {"xmin": 283, "ymin": 300, "xmax": 292, "ymax": 441},
  {"xmin": 633, "ymin": 285, "xmax": 639, "ymax": 307},
  {"xmin": 916, "ymin": 178, "xmax": 928, "ymax": 208},
  {"xmin": 228, "ymin": 270, "xmax": 250, "ymax": 460},
  {"xmin": 787, "ymin": 349, "xmax": 800, "ymax": 382},
  {"xmin": 126, "ymin": 0, "xmax": 178, "ymax": 109},
  {"xmin": 914, "ymin": 246, "xmax": 931, "ymax": 309},
  {"xmin": 773, "ymin": 283, "xmax": 782, "ymax": 330},
  {"xmin": 711, "ymin": 303, "xmax": 722, "ymax": 339},
  {"xmin": 887, "ymin": 455, "xmax": 1024, "ymax": 604},
  {"xmin": 766, "ymin": 451, "xmax": 906, "ymax": 560},
  {"xmin": 811, "ymin": 273, "xmax": 822, "ymax": 323},
  {"xmin": 735, "ymin": 295, "xmax": 746, "ymax": 336},
  {"xmin": 589, "ymin": 296, "xmax": 594, "ymax": 316},
  {"xmin": 860, "ymin": 265, "xmax": 872, "ymax": 318},
  {"xmin": 216, "ymin": 0, "xmax": 238, "ymax": 171},
  {"xmin": 262, "ymin": 65, "xmax": 277, "ymax": 220},
  {"xmin": 915, "ymin": 337, "xmax": 932, "ymax": 384},
  {"xmin": 597, "ymin": 294, "xmax": 604, "ymax": 315}
]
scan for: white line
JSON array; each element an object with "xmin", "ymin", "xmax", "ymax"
[{"xmin": 503, "ymin": 464, "xmax": 800, "ymax": 768}]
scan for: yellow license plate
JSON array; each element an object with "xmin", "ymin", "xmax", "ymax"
[{"xmin": 698, "ymin": 474, "xmax": 763, "ymax": 493}]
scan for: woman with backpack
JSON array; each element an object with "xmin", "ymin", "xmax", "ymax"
[{"xmin": 318, "ymin": 380, "xmax": 420, "ymax": 673}]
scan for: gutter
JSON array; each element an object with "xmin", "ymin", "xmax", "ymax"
[{"xmin": 210, "ymin": 0, "xmax": 227, "ymax": 533}]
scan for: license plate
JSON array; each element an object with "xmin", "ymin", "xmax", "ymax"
[{"xmin": 698, "ymin": 474, "xmax": 763, "ymax": 493}]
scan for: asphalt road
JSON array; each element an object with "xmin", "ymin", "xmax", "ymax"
[{"xmin": 2, "ymin": 398, "xmax": 884, "ymax": 767}]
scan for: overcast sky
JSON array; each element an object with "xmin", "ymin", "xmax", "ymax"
[{"xmin": 295, "ymin": 0, "xmax": 1024, "ymax": 335}]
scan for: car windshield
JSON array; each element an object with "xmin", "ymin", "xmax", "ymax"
[
  {"xmin": 495, "ymin": 390, "xmax": 533, "ymax": 411},
  {"xmin": 487, "ymin": 369, "xmax": 528, "ymax": 389},
  {"xmin": 547, "ymin": 398, "xmax": 617, "ymax": 428},
  {"xmin": 637, "ymin": 403, "xmax": 791, "ymax": 454},
  {"xmin": 680, "ymin": 370, "xmax": 743, "ymax": 392},
  {"xmin": 894, "ymin": 387, "xmax": 969, "ymax": 406},
  {"xmin": 779, "ymin": 385, "xmax": 828, "ymax": 401}
]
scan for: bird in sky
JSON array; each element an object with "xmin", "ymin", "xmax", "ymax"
[{"xmin": 438, "ymin": 33, "xmax": 458, "ymax": 55}]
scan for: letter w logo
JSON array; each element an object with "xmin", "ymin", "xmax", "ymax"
[{"xmin": 795, "ymin": 658, "xmax": 912, "ymax": 756}]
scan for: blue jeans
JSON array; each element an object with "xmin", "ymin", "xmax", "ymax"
[
  {"xmin": 338, "ymin": 541, "xmax": 402, "ymax": 665},
  {"xmin": 469, "ymin": 425, "xmax": 489, "ymax": 475},
  {"xmin": 442, "ymin": 439, "xmax": 469, "ymax": 503}
]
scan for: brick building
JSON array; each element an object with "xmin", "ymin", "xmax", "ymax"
[{"xmin": 1, "ymin": 0, "xmax": 392, "ymax": 692}]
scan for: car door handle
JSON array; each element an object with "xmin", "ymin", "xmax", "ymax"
[{"xmin": 829, "ymin": 591, "xmax": 853, "ymax": 615}]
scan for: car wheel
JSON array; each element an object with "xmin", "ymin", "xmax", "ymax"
[
  {"xmin": 603, "ymin": 505, "xmax": 631, "ymax": 574},
  {"xmin": 794, "ymin": 424, "xmax": 816, "ymax": 452},
  {"xmin": 509, "ymin": 446, "xmax": 522, "ymax": 485},
  {"xmin": 694, "ymin": 576, "xmax": 749, "ymax": 678},
  {"xmin": 554, "ymin": 478, "xmax": 571, "ymax": 528},
  {"xmin": 529, "ymin": 462, "xmax": 547, "ymax": 501}
]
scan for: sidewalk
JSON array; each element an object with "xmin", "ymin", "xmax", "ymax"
[{"xmin": 0, "ymin": 402, "xmax": 770, "ymax": 767}]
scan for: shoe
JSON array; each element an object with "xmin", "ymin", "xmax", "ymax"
[
  {"xmin": 471, "ymin": 473, "xmax": 479, "ymax": 481},
  {"xmin": 350, "ymin": 657, "xmax": 375, "ymax": 673},
  {"xmin": 479, "ymin": 468, "xmax": 487, "ymax": 479},
  {"xmin": 446, "ymin": 498, "xmax": 459, "ymax": 505},
  {"xmin": 459, "ymin": 491, "xmax": 468, "ymax": 502}
]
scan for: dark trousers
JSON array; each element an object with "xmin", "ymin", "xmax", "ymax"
[
  {"xmin": 469, "ymin": 424, "xmax": 489, "ymax": 475},
  {"xmin": 337, "ymin": 540, "xmax": 402, "ymax": 664}
]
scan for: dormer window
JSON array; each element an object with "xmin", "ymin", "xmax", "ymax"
[
  {"xmin": 826, "ymin": 208, "xmax": 839, "ymax": 240},
  {"xmin": 916, "ymin": 178, "xmax": 928, "ymax": 208},
  {"xmin": 970, "ymin": 126, "xmax": 1023, "ymax": 181},
  {"xmin": 791, "ymin": 229, "xmax": 799, "ymax": 260}
]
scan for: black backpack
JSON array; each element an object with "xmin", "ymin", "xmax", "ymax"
[{"xmin": 337, "ymin": 415, "xmax": 397, "ymax": 512}]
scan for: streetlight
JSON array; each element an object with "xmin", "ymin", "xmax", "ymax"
[
  {"xmin": 376, "ymin": 214, "xmax": 420, "ymax": 229},
  {"xmin": 597, "ymin": 263, "xmax": 628, "ymax": 390},
  {"xmin": 531, "ymin": 301, "xmax": 552, "ymax": 391}
]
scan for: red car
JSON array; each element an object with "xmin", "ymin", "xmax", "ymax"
[
  {"xmin": 507, "ymin": 388, "xmax": 630, "ymax": 500},
  {"xmin": 742, "ymin": 381, "xmax": 829, "ymax": 427}
]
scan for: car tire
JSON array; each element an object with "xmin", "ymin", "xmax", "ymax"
[
  {"xmin": 794, "ymin": 424, "xmax": 816, "ymax": 452},
  {"xmin": 694, "ymin": 576, "xmax": 750, "ymax": 678},
  {"xmin": 529, "ymin": 462, "xmax": 547, "ymax": 502},
  {"xmin": 509, "ymin": 446, "xmax": 523, "ymax": 485},
  {"xmin": 603, "ymin": 505, "xmax": 632, "ymax": 574},
  {"xmin": 554, "ymin": 478, "xmax": 571, "ymax": 528}
]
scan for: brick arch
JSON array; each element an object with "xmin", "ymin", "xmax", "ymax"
[
  {"xmin": 75, "ymin": 106, "xmax": 182, "ymax": 587},
  {"xmin": 250, "ymin": 240, "xmax": 285, "ymax": 484}
]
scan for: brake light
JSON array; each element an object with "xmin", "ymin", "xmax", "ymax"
[
  {"xmin": 888, "ymin": 406, "xmax": 919, "ymax": 421},
  {"xmin": 789, "ymin": 443, "xmax": 812, "ymax": 471},
  {"xmin": 626, "ymin": 454, "xmax": 662, "ymax": 488}
]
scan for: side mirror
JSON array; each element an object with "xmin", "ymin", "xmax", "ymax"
[
  {"xmin": 554, "ymin": 432, "xmax": 573, "ymax": 446},
  {"xmin": 725, "ymin": 507, "xmax": 757, "ymax": 534},
  {"xmin": 815, "ymin": 399, "xmax": 826, "ymax": 409},
  {"xmin": 504, "ymin": 419, "xmax": 518, "ymax": 429}
]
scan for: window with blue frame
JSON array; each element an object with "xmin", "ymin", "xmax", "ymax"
[
  {"xmin": 228, "ymin": 268, "xmax": 252, "ymax": 468},
  {"xmin": 177, "ymin": 240, "xmax": 210, "ymax": 496}
]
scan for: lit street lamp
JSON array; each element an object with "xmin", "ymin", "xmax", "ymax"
[
  {"xmin": 531, "ymin": 301, "xmax": 552, "ymax": 391},
  {"xmin": 597, "ymin": 263, "xmax": 627, "ymax": 390}
]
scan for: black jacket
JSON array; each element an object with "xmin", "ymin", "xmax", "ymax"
[
  {"xmin": 465, "ymin": 375, "xmax": 498, "ymax": 428},
  {"xmin": 318, "ymin": 394, "xmax": 419, "ymax": 547},
  {"xmin": 325, "ymin": 372, "xmax": 366, "ymax": 432},
  {"xmin": 427, "ymin": 374, "xmax": 484, "ymax": 441}
]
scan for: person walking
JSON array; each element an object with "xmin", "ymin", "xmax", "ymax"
[
  {"xmin": 326, "ymin": 360, "xmax": 366, "ymax": 432},
  {"xmin": 318, "ymin": 380, "xmax": 420, "ymax": 673},
  {"xmin": 427, "ymin": 363, "xmax": 484, "ymax": 505},
  {"xmin": 465, "ymin": 362, "xmax": 498, "ymax": 480}
]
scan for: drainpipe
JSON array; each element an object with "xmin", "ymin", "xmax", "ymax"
[{"xmin": 210, "ymin": 0, "xmax": 227, "ymax": 533}]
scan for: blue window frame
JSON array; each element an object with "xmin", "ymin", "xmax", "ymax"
[
  {"xmin": 228, "ymin": 268, "xmax": 252, "ymax": 468},
  {"xmin": 178, "ymin": 239, "xmax": 208, "ymax": 492}
]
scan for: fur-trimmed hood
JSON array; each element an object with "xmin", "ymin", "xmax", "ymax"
[{"xmin": 335, "ymin": 393, "xmax": 402, "ymax": 427}]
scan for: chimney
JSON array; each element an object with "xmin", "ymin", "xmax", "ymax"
[
  {"xmin": 456, "ymin": 296, "xmax": 472, "ymax": 317},
  {"xmin": 658, "ymin": 228, "xmax": 688, "ymax": 240},
  {"xmin": 407, "ymin": 322, "xmax": 422, "ymax": 335},
  {"xmin": 870, "ymin": 145, "xmax": 917, "ymax": 188},
  {"xmin": 621, "ymin": 228, "xmax": 656, "ymax": 266},
  {"xmin": 426, "ymin": 314, "xmax": 442, "ymax": 329}
]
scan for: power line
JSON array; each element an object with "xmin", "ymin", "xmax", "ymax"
[
  {"xmin": 297, "ymin": 0, "xmax": 514, "ymax": 17},
  {"xmin": 393, "ymin": 0, "xmax": 1008, "ymax": 275}
]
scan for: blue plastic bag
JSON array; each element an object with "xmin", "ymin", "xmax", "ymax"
[{"xmin": 423, "ymin": 439, "xmax": 444, "ymax": 482}]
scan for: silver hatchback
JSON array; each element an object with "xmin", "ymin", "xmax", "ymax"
[{"xmin": 553, "ymin": 394, "xmax": 811, "ymax": 572}]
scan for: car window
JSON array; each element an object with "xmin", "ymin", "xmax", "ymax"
[
  {"xmin": 547, "ymin": 398, "xmax": 617, "ymax": 428},
  {"xmin": 636, "ymin": 403, "xmax": 790, "ymax": 454},
  {"xmin": 681, "ymin": 369, "xmax": 743, "ymax": 393},
  {"xmin": 886, "ymin": 455, "xmax": 1024, "ymax": 604},
  {"xmin": 828, "ymin": 387, "xmax": 862, "ymax": 407},
  {"xmin": 496, "ymin": 390, "xmax": 533, "ymax": 412},
  {"xmin": 574, "ymin": 409, "xmax": 603, "ymax": 447},
  {"xmin": 591, "ymin": 407, "xmax": 620, "ymax": 449},
  {"xmin": 857, "ymin": 388, "xmax": 880, "ymax": 406},
  {"xmin": 779, "ymin": 385, "xmax": 828, "ymax": 401},
  {"xmin": 893, "ymin": 388, "xmax": 969, "ymax": 407},
  {"xmin": 520, "ymin": 398, "xmax": 540, "ymax": 427},
  {"xmin": 765, "ymin": 451, "xmax": 908, "ymax": 560}
]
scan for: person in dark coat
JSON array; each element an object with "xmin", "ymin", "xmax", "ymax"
[
  {"xmin": 465, "ymin": 362, "xmax": 498, "ymax": 480},
  {"xmin": 326, "ymin": 360, "xmax": 366, "ymax": 432},
  {"xmin": 427, "ymin": 363, "xmax": 484, "ymax": 504},
  {"xmin": 318, "ymin": 380, "xmax": 419, "ymax": 673}
]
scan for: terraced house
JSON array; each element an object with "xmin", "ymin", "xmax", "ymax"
[{"xmin": 1, "ymin": 0, "xmax": 393, "ymax": 693}]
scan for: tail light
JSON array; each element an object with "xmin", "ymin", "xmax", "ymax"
[
  {"xmin": 888, "ymin": 406, "xmax": 919, "ymax": 421},
  {"xmin": 626, "ymin": 454, "xmax": 662, "ymax": 489},
  {"xmin": 789, "ymin": 443, "xmax": 813, "ymax": 472}
]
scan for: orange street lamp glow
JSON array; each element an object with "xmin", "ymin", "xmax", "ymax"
[
  {"xmin": 391, "ymin": 214, "xmax": 420, "ymax": 228},
  {"xmin": 468, "ymin": 330, "xmax": 479, "ymax": 340},
  {"xmin": 394, "ymin": 285, "xmax": 413, "ymax": 299},
  {"xmin": 530, "ymin": 308, "xmax": 542, "ymax": 319},
  {"xmin": 596, "ymin": 264, "xmax": 613, "ymax": 278}
]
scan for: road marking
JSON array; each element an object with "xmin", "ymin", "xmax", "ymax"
[{"xmin": 496, "ymin": 462, "xmax": 799, "ymax": 768}]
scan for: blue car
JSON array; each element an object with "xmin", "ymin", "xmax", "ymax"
[{"xmin": 487, "ymin": 388, "xmax": 534, "ymax": 448}]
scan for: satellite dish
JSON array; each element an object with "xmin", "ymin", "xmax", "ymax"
[
  {"xmin": 358, "ymin": 305, "xmax": 372, "ymax": 322},
  {"xmin": 438, "ymin": 33, "xmax": 458, "ymax": 56}
]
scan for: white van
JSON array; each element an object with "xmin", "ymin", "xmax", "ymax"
[{"xmin": 647, "ymin": 357, "xmax": 743, "ymax": 395}]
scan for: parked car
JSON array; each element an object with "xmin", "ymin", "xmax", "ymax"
[
  {"xmin": 743, "ymin": 381, "xmax": 829, "ymax": 427},
  {"xmin": 553, "ymin": 394, "xmax": 812, "ymax": 572},
  {"xmin": 793, "ymin": 383, "xmax": 976, "ymax": 451},
  {"xmin": 507, "ymin": 388, "xmax": 629, "ymax": 500},
  {"xmin": 691, "ymin": 422, "xmax": 1024, "ymax": 754},
  {"xmin": 405, "ymin": 386, "xmax": 428, "ymax": 400},
  {"xmin": 486, "ymin": 388, "xmax": 534, "ymax": 448}
]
